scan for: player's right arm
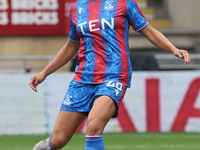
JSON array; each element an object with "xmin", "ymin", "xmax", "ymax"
[{"xmin": 29, "ymin": 39, "xmax": 80, "ymax": 92}]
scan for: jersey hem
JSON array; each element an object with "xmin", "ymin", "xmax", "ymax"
[{"xmin": 72, "ymin": 79, "xmax": 130, "ymax": 87}]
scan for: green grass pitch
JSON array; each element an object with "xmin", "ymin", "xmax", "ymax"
[{"xmin": 0, "ymin": 132, "xmax": 200, "ymax": 150}]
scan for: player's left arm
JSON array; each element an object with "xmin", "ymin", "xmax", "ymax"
[{"xmin": 139, "ymin": 24, "xmax": 190, "ymax": 65}]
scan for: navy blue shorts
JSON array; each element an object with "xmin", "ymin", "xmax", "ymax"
[{"xmin": 60, "ymin": 80, "xmax": 127, "ymax": 118}]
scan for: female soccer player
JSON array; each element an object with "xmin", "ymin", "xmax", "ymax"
[{"xmin": 29, "ymin": 0, "xmax": 190, "ymax": 149}]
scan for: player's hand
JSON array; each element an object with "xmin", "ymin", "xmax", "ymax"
[
  {"xmin": 29, "ymin": 72, "xmax": 46, "ymax": 92},
  {"xmin": 173, "ymin": 49, "xmax": 190, "ymax": 65}
]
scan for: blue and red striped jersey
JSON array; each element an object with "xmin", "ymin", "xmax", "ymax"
[{"xmin": 69, "ymin": 0, "xmax": 149, "ymax": 87}]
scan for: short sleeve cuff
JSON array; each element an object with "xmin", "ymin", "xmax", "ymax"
[
  {"xmin": 69, "ymin": 37, "xmax": 80, "ymax": 42},
  {"xmin": 134, "ymin": 21, "xmax": 149, "ymax": 32}
]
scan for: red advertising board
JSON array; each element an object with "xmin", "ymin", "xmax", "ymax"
[{"xmin": 0, "ymin": 0, "xmax": 75, "ymax": 35}]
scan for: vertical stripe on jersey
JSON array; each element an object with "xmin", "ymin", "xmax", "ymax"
[
  {"xmin": 101, "ymin": 0, "xmax": 118, "ymax": 82},
  {"xmin": 89, "ymin": 0, "xmax": 106, "ymax": 83},
  {"xmin": 73, "ymin": 1, "xmax": 88, "ymax": 82},
  {"xmin": 115, "ymin": 0, "xmax": 130, "ymax": 85}
]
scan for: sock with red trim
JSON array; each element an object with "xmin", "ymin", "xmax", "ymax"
[{"xmin": 85, "ymin": 135, "xmax": 104, "ymax": 150}]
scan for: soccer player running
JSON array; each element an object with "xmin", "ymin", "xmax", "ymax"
[{"xmin": 29, "ymin": 0, "xmax": 190, "ymax": 149}]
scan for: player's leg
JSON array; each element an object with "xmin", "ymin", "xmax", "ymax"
[
  {"xmin": 33, "ymin": 111, "xmax": 86, "ymax": 150},
  {"xmin": 50, "ymin": 111, "xmax": 86, "ymax": 148},
  {"xmin": 86, "ymin": 96, "xmax": 116, "ymax": 135},
  {"xmin": 85, "ymin": 96, "xmax": 116, "ymax": 150},
  {"xmin": 84, "ymin": 81, "xmax": 128, "ymax": 150}
]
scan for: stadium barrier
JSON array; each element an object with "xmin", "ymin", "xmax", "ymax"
[
  {"xmin": 0, "ymin": 55, "xmax": 71, "ymax": 73},
  {"xmin": 0, "ymin": 54, "xmax": 200, "ymax": 73},
  {"xmin": 0, "ymin": 71, "xmax": 200, "ymax": 135}
]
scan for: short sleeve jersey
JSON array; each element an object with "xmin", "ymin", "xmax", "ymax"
[{"xmin": 69, "ymin": 0, "xmax": 149, "ymax": 87}]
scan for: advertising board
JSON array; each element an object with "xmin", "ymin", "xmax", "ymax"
[
  {"xmin": 0, "ymin": 71, "xmax": 200, "ymax": 135},
  {"xmin": 0, "ymin": 0, "xmax": 75, "ymax": 35}
]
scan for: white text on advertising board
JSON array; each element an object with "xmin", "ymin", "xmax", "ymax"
[
  {"xmin": 11, "ymin": 0, "xmax": 59, "ymax": 10},
  {"xmin": 0, "ymin": 0, "xmax": 59, "ymax": 25}
]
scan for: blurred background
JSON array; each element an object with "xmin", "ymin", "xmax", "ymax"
[
  {"xmin": 0, "ymin": 0, "xmax": 200, "ymax": 72},
  {"xmin": 0, "ymin": 0, "xmax": 200, "ymax": 137}
]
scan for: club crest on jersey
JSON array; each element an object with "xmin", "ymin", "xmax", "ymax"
[
  {"xmin": 105, "ymin": 1, "xmax": 114, "ymax": 10},
  {"xmin": 63, "ymin": 95, "xmax": 72, "ymax": 106},
  {"xmin": 78, "ymin": 6, "xmax": 83, "ymax": 14}
]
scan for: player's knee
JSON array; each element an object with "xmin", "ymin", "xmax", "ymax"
[
  {"xmin": 86, "ymin": 120, "xmax": 104, "ymax": 135},
  {"xmin": 50, "ymin": 133, "xmax": 68, "ymax": 149}
]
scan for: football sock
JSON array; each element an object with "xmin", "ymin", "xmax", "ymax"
[
  {"xmin": 48, "ymin": 132, "xmax": 55, "ymax": 149},
  {"xmin": 85, "ymin": 134, "xmax": 104, "ymax": 150}
]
